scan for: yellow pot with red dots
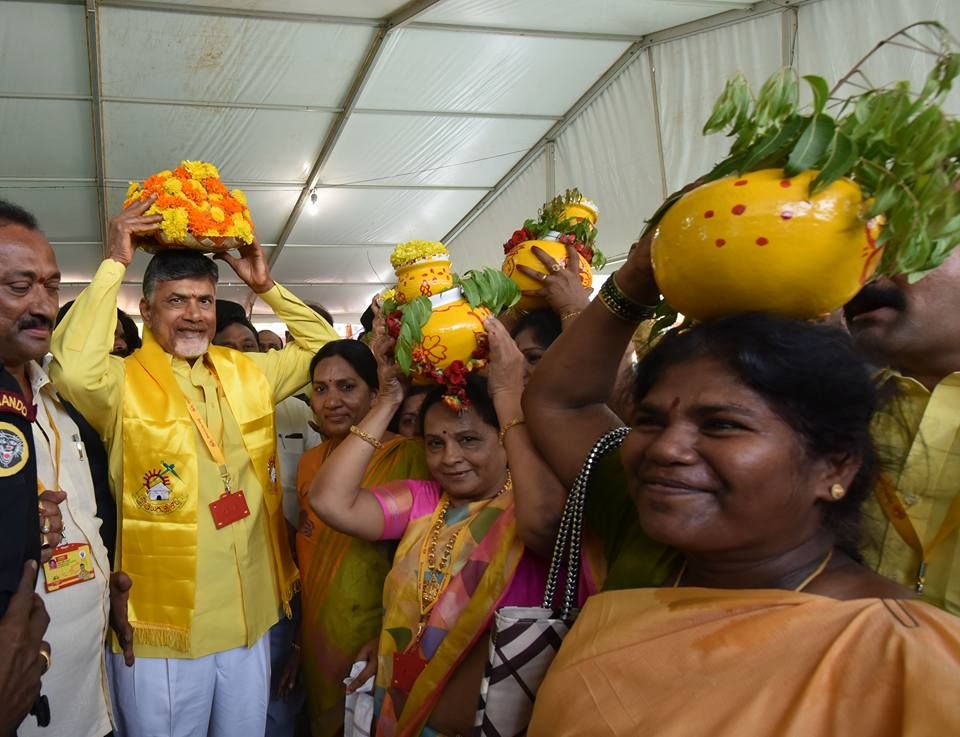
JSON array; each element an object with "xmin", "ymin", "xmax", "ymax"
[
  {"xmin": 395, "ymin": 258, "xmax": 454, "ymax": 304},
  {"xmin": 650, "ymin": 169, "xmax": 884, "ymax": 320},
  {"xmin": 412, "ymin": 290, "xmax": 493, "ymax": 384},
  {"xmin": 502, "ymin": 237, "xmax": 592, "ymax": 312}
]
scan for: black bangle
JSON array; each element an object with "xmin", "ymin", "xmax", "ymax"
[{"xmin": 598, "ymin": 274, "xmax": 656, "ymax": 323}]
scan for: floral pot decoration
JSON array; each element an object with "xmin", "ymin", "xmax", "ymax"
[
  {"xmin": 502, "ymin": 189, "xmax": 605, "ymax": 312},
  {"xmin": 123, "ymin": 160, "xmax": 255, "ymax": 253},
  {"xmin": 383, "ymin": 240, "xmax": 520, "ymax": 411},
  {"xmin": 646, "ymin": 22, "xmax": 960, "ymax": 333}
]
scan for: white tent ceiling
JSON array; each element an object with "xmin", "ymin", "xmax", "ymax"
[{"xmin": 1, "ymin": 0, "xmax": 957, "ymax": 323}]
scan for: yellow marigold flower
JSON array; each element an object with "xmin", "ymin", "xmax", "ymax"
[
  {"xmin": 210, "ymin": 206, "xmax": 225, "ymax": 223},
  {"xmin": 157, "ymin": 170, "xmax": 173, "ymax": 179},
  {"xmin": 182, "ymin": 160, "xmax": 220, "ymax": 180},
  {"xmin": 233, "ymin": 220, "xmax": 254, "ymax": 244},
  {"xmin": 224, "ymin": 225, "xmax": 239, "ymax": 237},
  {"xmin": 199, "ymin": 200, "xmax": 211, "ymax": 211},
  {"xmin": 244, "ymin": 209, "xmax": 252, "ymax": 221},
  {"xmin": 230, "ymin": 189, "xmax": 248, "ymax": 206},
  {"xmin": 163, "ymin": 178, "xmax": 183, "ymax": 196},
  {"xmin": 146, "ymin": 204, "xmax": 162, "ymax": 216},
  {"xmin": 209, "ymin": 193, "xmax": 223, "ymax": 203},
  {"xmin": 380, "ymin": 287, "xmax": 397, "ymax": 302},
  {"xmin": 160, "ymin": 207, "xmax": 189, "ymax": 242},
  {"xmin": 126, "ymin": 181, "xmax": 140, "ymax": 199},
  {"xmin": 390, "ymin": 240, "xmax": 449, "ymax": 270}
]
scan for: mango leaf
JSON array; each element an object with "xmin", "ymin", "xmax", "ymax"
[
  {"xmin": 803, "ymin": 75, "xmax": 830, "ymax": 115},
  {"xmin": 811, "ymin": 130, "xmax": 858, "ymax": 192},
  {"xmin": 702, "ymin": 73, "xmax": 751, "ymax": 135},
  {"xmin": 784, "ymin": 115, "xmax": 836, "ymax": 176},
  {"xmin": 739, "ymin": 114, "xmax": 807, "ymax": 172}
]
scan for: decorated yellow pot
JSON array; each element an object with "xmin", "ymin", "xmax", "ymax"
[
  {"xmin": 412, "ymin": 290, "xmax": 492, "ymax": 384},
  {"xmin": 562, "ymin": 200, "xmax": 598, "ymax": 225},
  {"xmin": 395, "ymin": 257, "xmax": 454, "ymax": 304},
  {"xmin": 502, "ymin": 237, "xmax": 592, "ymax": 312},
  {"xmin": 651, "ymin": 169, "xmax": 884, "ymax": 321}
]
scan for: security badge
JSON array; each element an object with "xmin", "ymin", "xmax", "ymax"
[{"xmin": 0, "ymin": 421, "xmax": 29, "ymax": 477}]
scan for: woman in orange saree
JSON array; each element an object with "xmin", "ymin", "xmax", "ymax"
[
  {"xmin": 524, "ymin": 258, "xmax": 960, "ymax": 736},
  {"xmin": 295, "ymin": 340, "xmax": 430, "ymax": 737}
]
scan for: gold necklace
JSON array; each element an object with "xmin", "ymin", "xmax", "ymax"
[
  {"xmin": 417, "ymin": 471, "xmax": 512, "ymax": 617},
  {"xmin": 672, "ymin": 549, "xmax": 834, "ymax": 592}
]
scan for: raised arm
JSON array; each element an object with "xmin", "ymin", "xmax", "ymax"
[
  {"xmin": 49, "ymin": 198, "xmax": 162, "ymax": 438},
  {"xmin": 522, "ymin": 234, "xmax": 659, "ymax": 487},
  {"xmin": 484, "ymin": 319, "xmax": 569, "ymax": 558},
  {"xmin": 307, "ymin": 334, "xmax": 404, "ymax": 541},
  {"xmin": 216, "ymin": 240, "xmax": 339, "ymax": 401}
]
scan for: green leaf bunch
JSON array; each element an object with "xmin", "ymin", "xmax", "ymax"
[
  {"xmin": 697, "ymin": 21, "xmax": 960, "ymax": 281},
  {"xmin": 455, "ymin": 268, "xmax": 521, "ymax": 314},
  {"xmin": 393, "ymin": 296, "xmax": 432, "ymax": 374}
]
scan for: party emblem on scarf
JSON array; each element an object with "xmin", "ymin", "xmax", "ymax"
[
  {"xmin": 135, "ymin": 462, "xmax": 186, "ymax": 514},
  {"xmin": 0, "ymin": 422, "xmax": 28, "ymax": 476},
  {"xmin": 267, "ymin": 456, "xmax": 278, "ymax": 487}
]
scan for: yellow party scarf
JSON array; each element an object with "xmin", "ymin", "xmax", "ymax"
[{"xmin": 120, "ymin": 328, "xmax": 298, "ymax": 651}]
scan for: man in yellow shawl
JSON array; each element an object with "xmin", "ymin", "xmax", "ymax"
[
  {"xmin": 49, "ymin": 198, "xmax": 339, "ymax": 736},
  {"xmin": 844, "ymin": 249, "xmax": 960, "ymax": 614}
]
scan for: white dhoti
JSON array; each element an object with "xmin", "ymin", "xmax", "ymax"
[{"xmin": 107, "ymin": 633, "xmax": 271, "ymax": 737}]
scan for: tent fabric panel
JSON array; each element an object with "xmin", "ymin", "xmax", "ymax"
[
  {"xmin": 358, "ymin": 28, "xmax": 630, "ymax": 116},
  {"xmin": 320, "ymin": 113, "xmax": 553, "ymax": 187},
  {"xmin": 99, "ymin": 7, "xmax": 374, "ymax": 107},
  {"xmin": 0, "ymin": 99, "xmax": 96, "ymax": 179},
  {"xmin": 137, "ymin": 0, "xmax": 409, "ymax": 16},
  {"xmin": 0, "ymin": 2, "xmax": 90, "ymax": 95},
  {"xmin": 797, "ymin": 0, "xmax": 960, "ymax": 115},
  {"xmin": 653, "ymin": 12, "xmax": 783, "ymax": 196},
  {"xmin": 104, "ymin": 102, "xmax": 336, "ymax": 184},
  {"xmin": 286, "ymin": 187, "xmax": 486, "ymax": 247},
  {"xmin": 418, "ymin": 0, "xmax": 750, "ymax": 36},
  {"xmin": 447, "ymin": 152, "xmax": 548, "ymax": 271},
  {"xmin": 269, "ymin": 246, "xmax": 394, "ymax": 288},
  {"xmin": 6, "ymin": 185, "xmax": 101, "ymax": 244},
  {"xmin": 554, "ymin": 52, "xmax": 664, "ymax": 266}
]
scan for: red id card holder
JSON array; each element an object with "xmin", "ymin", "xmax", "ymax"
[{"xmin": 209, "ymin": 489, "xmax": 251, "ymax": 529}]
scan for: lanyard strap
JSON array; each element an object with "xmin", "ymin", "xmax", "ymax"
[
  {"xmin": 184, "ymin": 398, "xmax": 232, "ymax": 492},
  {"xmin": 874, "ymin": 474, "xmax": 960, "ymax": 592}
]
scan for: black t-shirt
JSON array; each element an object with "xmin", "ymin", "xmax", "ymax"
[{"xmin": 0, "ymin": 366, "xmax": 39, "ymax": 616}]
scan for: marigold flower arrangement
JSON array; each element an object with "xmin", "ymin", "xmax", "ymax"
[
  {"xmin": 382, "ymin": 240, "xmax": 519, "ymax": 411},
  {"xmin": 123, "ymin": 160, "xmax": 254, "ymax": 252}
]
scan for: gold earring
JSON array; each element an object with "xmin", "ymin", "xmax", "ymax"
[{"xmin": 830, "ymin": 484, "xmax": 846, "ymax": 500}]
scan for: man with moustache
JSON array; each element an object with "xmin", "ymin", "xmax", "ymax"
[
  {"xmin": 844, "ymin": 249, "xmax": 960, "ymax": 615},
  {"xmin": 0, "ymin": 199, "xmax": 112, "ymax": 737},
  {"xmin": 50, "ymin": 197, "xmax": 339, "ymax": 737}
]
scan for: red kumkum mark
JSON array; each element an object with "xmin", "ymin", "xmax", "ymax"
[
  {"xmin": 756, "ymin": 237, "xmax": 769, "ymax": 247},
  {"xmin": 780, "ymin": 179, "xmax": 792, "ymax": 188},
  {"xmin": 734, "ymin": 179, "xmax": 749, "ymax": 187},
  {"xmin": 715, "ymin": 238, "xmax": 726, "ymax": 248},
  {"xmin": 704, "ymin": 210, "xmax": 715, "ymax": 219},
  {"xmin": 732, "ymin": 204, "xmax": 746, "ymax": 216},
  {"xmin": 781, "ymin": 210, "xmax": 794, "ymax": 221}
]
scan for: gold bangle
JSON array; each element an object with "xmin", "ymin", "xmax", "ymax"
[
  {"xmin": 349, "ymin": 425, "xmax": 384, "ymax": 449},
  {"xmin": 559, "ymin": 310, "xmax": 581, "ymax": 321},
  {"xmin": 498, "ymin": 418, "xmax": 525, "ymax": 446},
  {"xmin": 39, "ymin": 648, "xmax": 51, "ymax": 675}
]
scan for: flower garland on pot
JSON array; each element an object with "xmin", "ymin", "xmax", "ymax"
[{"xmin": 502, "ymin": 188, "xmax": 606, "ymax": 269}]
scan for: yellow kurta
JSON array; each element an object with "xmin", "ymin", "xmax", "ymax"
[
  {"xmin": 49, "ymin": 258, "xmax": 339, "ymax": 658},
  {"xmin": 865, "ymin": 371, "xmax": 960, "ymax": 615}
]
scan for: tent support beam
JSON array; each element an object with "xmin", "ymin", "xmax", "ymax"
[
  {"xmin": 441, "ymin": 0, "xmax": 822, "ymax": 247},
  {"xmin": 84, "ymin": 0, "xmax": 110, "ymax": 256}
]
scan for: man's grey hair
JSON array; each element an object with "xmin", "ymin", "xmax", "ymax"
[{"xmin": 143, "ymin": 250, "xmax": 219, "ymax": 300}]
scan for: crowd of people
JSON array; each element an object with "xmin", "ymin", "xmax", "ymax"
[{"xmin": 1, "ymin": 181, "xmax": 959, "ymax": 737}]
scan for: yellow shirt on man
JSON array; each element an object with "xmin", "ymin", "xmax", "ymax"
[
  {"xmin": 866, "ymin": 371, "xmax": 960, "ymax": 615},
  {"xmin": 50, "ymin": 258, "xmax": 339, "ymax": 658}
]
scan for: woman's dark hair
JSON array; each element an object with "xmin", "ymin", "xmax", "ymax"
[
  {"xmin": 510, "ymin": 309, "xmax": 562, "ymax": 349},
  {"xmin": 633, "ymin": 313, "xmax": 878, "ymax": 559},
  {"xmin": 116, "ymin": 310, "xmax": 142, "ymax": 355},
  {"xmin": 215, "ymin": 316, "xmax": 260, "ymax": 350},
  {"xmin": 388, "ymin": 384, "xmax": 432, "ymax": 435},
  {"xmin": 420, "ymin": 375, "xmax": 499, "ymax": 432},
  {"xmin": 309, "ymin": 340, "xmax": 379, "ymax": 390}
]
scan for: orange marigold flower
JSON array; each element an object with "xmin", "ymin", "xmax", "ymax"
[{"xmin": 204, "ymin": 178, "xmax": 228, "ymax": 195}]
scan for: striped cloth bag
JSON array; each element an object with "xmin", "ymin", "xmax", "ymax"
[{"xmin": 474, "ymin": 428, "xmax": 631, "ymax": 737}]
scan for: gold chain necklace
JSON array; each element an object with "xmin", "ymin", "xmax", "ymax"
[
  {"xmin": 672, "ymin": 549, "xmax": 834, "ymax": 592},
  {"xmin": 417, "ymin": 471, "xmax": 512, "ymax": 618}
]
